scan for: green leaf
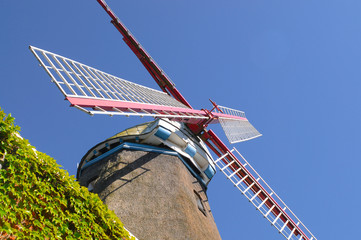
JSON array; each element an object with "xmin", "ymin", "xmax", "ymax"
[
  {"xmin": 0, "ymin": 108, "xmax": 132, "ymax": 239},
  {"xmin": 0, "ymin": 208, "xmax": 6, "ymax": 217}
]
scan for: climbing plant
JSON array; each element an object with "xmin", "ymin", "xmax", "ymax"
[{"xmin": 0, "ymin": 108, "xmax": 134, "ymax": 239}]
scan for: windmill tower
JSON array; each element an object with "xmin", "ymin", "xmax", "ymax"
[
  {"xmin": 29, "ymin": 0, "xmax": 317, "ymax": 239},
  {"xmin": 75, "ymin": 119, "xmax": 222, "ymax": 240}
]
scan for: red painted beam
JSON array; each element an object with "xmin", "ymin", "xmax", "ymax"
[
  {"xmin": 67, "ymin": 97, "xmax": 246, "ymax": 123},
  {"xmin": 68, "ymin": 97, "xmax": 198, "ymax": 114},
  {"xmin": 96, "ymin": 0, "xmax": 193, "ymax": 109}
]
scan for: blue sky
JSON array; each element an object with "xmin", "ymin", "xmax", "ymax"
[{"xmin": 1, "ymin": 1, "xmax": 361, "ymax": 239}]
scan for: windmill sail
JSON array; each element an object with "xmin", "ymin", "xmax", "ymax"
[
  {"xmin": 215, "ymin": 105, "xmax": 262, "ymax": 144},
  {"xmin": 29, "ymin": 46, "xmax": 206, "ymax": 122},
  {"xmin": 212, "ymin": 147, "xmax": 316, "ymax": 240},
  {"xmin": 204, "ymin": 130, "xmax": 317, "ymax": 240}
]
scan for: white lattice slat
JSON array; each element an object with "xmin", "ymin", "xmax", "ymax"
[
  {"xmin": 212, "ymin": 147, "xmax": 317, "ymax": 240},
  {"xmin": 30, "ymin": 46, "xmax": 188, "ymax": 109},
  {"xmin": 215, "ymin": 105, "xmax": 262, "ymax": 144},
  {"xmin": 29, "ymin": 46, "xmax": 209, "ymax": 122}
]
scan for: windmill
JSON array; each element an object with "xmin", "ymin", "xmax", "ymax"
[{"xmin": 29, "ymin": 0, "xmax": 317, "ymax": 239}]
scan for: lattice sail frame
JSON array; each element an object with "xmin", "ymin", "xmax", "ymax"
[
  {"xmin": 29, "ymin": 46, "xmax": 207, "ymax": 121},
  {"xmin": 216, "ymin": 105, "xmax": 262, "ymax": 144},
  {"xmin": 211, "ymin": 146, "xmax": 317, "ymax": 240}
]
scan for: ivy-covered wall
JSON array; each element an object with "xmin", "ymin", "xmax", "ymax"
[{"xmin": 0, "ymin": 108, "xmax": 134, "ymax": 239}]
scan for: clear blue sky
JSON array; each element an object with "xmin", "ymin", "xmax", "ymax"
[{"xmin": 1, "ymin": 1, "xmax": 360, "ymax": 239}]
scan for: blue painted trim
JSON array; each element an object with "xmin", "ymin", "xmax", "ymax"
[
  {"xmin": 154, "ymin": 126, "xmax": 171, "ymax": 140},
  {"xmin": 204, "ymin": 165, "xmax": 216, "ymax": 179},
  {"xmin": 79, "ymin": 142, "xmax": 207, "ymax": 188},
  {"xmin": 184, "ymin": 144, "xmax": 196, "ymax": 157},
  {"xmin": 178, "ymin": 156, "xmax": 207, "ymax": 188}
]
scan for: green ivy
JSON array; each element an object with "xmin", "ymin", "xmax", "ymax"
[{"xmin": 0, "ymin": 108, "xmax": 134, "ymax": 240}]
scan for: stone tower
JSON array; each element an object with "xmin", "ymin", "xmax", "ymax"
[{"xmin": 77, "ymin": 119, "xmax": 222, "ymax": 240}]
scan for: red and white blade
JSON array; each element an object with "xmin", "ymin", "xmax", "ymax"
[
  {"xmin": 29, "ymin": 46, "xmax": 206, "ymax": 123},
  {"xmin": 204, "ymin": 130, "xmax": 317, "ymax": 240},
  {"xmin": 215, "ymin": 105, "xmax": 262, "ymax": 144}
]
